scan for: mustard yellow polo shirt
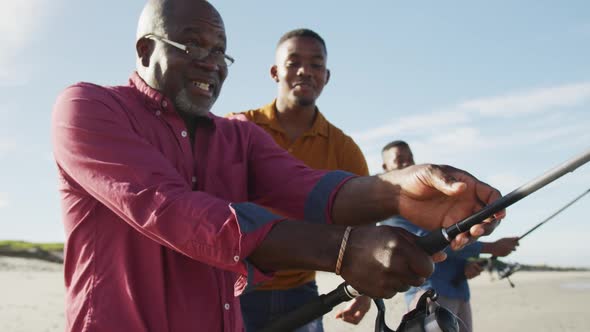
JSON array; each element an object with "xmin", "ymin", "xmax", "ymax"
[{"xmin": 229, "ymin": 100, "xmax": 369, "ymax": 290}]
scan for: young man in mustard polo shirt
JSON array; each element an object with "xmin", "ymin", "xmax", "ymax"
[{"xmin": 231, "ymin": 29, "xmax": 371, "ymax": 331}]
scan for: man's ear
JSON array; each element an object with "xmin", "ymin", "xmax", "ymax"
[
  {"xmin": 136, "ymin": 37, "xmax": 154, "ymax": 67},
  {"xmin": 325, "ymin": 69, "xmax": 331, "ymax": 85},
  {"xmin": 270, "ymin": 65, "xmax": 279, "ymax": 82},
  {"xmin": 382, "ymin": 163, "xmax": 387, "ymax": 171}
]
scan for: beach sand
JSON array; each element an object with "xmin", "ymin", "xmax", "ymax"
[
  {"xmin": 0, "ymin": 257, "xmax": 64, "ymax": 332},
  {"xmin": 317, "ymin": 271, "xmax": 590, "ymax": 332},
  {"xmin": 1, "ymin": 256, "xmax": 588, "ymax": 331}
]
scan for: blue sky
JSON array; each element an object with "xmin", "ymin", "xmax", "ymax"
[{"xmin": 1, "ymin": 1, "xmax": 589, "ymax": 267}]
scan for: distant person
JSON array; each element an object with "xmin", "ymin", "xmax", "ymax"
[
  {"xmin": 380, "ymin": 140, "xmax": 519, "ymax": 332},
  {"xmin": 230, "ymin": 29, "xmax": 371, "ymax": 331},
  {"xmin": 50, "ymin": 0, "xmax": 505, "ymax": 330}
]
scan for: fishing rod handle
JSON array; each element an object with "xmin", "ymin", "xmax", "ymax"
[
  {"xmin": 259, "ymin": 282, "xmax": 357, "ymax": 332},
  {"xmin": 415, "ymin": 228, "xmax": 450, "ymax": 255}
]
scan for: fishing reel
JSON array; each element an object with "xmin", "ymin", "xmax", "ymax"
[
  {"xmin": 497, "ymin": 262, "xmax": 521, "ymax": 288},
  {"xmin": 374, "ymin": 289, "xmax": 459, "ymax": 332}
]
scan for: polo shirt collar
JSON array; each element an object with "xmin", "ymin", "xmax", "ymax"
[{"xmin": 258, "ymin": 99, "xmax": 329, "ymax": 138}]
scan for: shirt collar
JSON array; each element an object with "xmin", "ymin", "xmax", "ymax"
[
  {"xmin": 258, "ymin": 99, "xmax": 329, "ymax": 138},
  {"xmin": 129, "ymin": 71, "xmax": 216, "ymax": 126}
]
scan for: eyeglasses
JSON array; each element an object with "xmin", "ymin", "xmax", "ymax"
[{"xmin": 145, "ymin": 34, "xmax": 235, "ymax": 68}]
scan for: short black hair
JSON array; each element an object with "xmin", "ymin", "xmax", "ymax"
[
  {"xmin": 277, "ymin": 28, "xmax": 327, "ymax": 55},
  {"xmin": 382, "ymin": 140, "xmax": 410, "ymax": 153}
]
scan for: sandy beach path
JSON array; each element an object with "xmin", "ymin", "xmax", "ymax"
[
  {"xmin": 317, "ymin": 270, "xmax": 590, "ymax": 332},
  {"xmin": 0, "ymin": 257, "xmax": 64, "ymax": 332},
  {"xmin": 1, "ymin": 256, "xmax": 589, "ymax": 332}
]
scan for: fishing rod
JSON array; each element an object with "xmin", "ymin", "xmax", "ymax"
[
  {"xmin": 497, "ymin": 176, "xmax": 589, "ymax": 288},
  {"xmin": 518, "ymin": 188, "xmax": 590, "ymax": 240},
  {"xmin": 416, "ymin": 148, "xmax": 590, "ymax": 254},
  {"xmin": 497, "ymin": 188, "xmax": 590, "ymax": 287},
  {"xmin": 454, "ymin": 188, "xmax": 590, "ymax": 287},
  {"xmin": 261, "ymin": 287, "xmax": 459, "ymax": 332},
  {"xmin": 261, "ymin": 148, "xmax": 590, "ymax": 332},
  {"xmin": 498, "ymin": 188, "xmax": 590, "ymax": 287}
]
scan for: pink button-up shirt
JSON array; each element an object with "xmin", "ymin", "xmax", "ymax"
[{"xmin": 51, "ymin": 73, "xmax": 353, "ymax": 332}]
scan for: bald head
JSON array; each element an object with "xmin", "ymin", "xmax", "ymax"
[
  {"xmin": 136, "ymin": 0, "xmax": 224, "ymax": 41},
  {"xmin": 134, "ymin": 0, "xmax": 229, "ymax": 120}
]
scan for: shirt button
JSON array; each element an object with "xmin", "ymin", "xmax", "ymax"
[
  {"xmin": 155, "ymin": 110, "xmax": 162, "ymax": 116},
  {"xmin": 162, "ymin": 100, "xmax": 168, "ymax": 108},
  {"xmin": 181, "ymin": 130, "xmax": 188, "ymax": 138},
  {"xmin": 192, "ymin": 176, "xmax": 197, "ymax": 183},
  {"xmin": 233, "ymin": 255, "xmax": 239, "ymax": 262},
  {"xmin": 224, "ymin": 303, "xmax": 231, "ymax": 310}
]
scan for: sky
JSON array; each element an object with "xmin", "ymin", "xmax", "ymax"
[{"xmin": 0, "ymin": 0, "xmax": 589, "ymax": 268}]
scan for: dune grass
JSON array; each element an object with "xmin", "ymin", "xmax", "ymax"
[{"xmin": 0, "ymin": 240, "xmax": 64, "ymax": 252}]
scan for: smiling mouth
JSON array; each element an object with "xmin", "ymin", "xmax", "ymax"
[
  {"xmin": 293, "ymin": 80, "xmax": 316, "ymax": 90},
  {"xmin": 192, "ymin": 81, "xmax": 214, "ymax": 93}
]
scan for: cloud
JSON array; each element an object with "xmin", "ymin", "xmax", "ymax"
[
  {"xmin": 0, "ymin": 193, "xmax": 9, "ymax": 209},
  {"xmin": 353, "ymin": 81, "xmax": 590, "ymax": 174},
  {"xmin": 502, "ymin": 122, "xmax": 589, "ymax": 147},
  {"xmin": 352, "ymin": 81, "xmax": 590, "ymax": 150},
  {"xmin": 351, "ymin": 109, "xmax": 469, "ymax": 145},
  {"xmin": 486, "ymin": 173, "xmax": 527, "ymax": 194},
  {"xmin": 458, "ymin": 82, "xmax": 590, "ymax": 117},
  {"xmin": 0, "ymin": 0, "xmax": 57, "ymax": 86},
  {"xmin": 362, "ymin": 126, "xmax": 489, "ymax": 173}
]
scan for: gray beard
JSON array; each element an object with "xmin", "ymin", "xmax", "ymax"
[{"xmin": 175, "ymin": 89, "xmax": 209, "ymax": 117}]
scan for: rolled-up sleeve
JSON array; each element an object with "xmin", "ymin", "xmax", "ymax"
[{"xmin": 230, "ymin": 114, "xmax": 357, "ymax": 224}]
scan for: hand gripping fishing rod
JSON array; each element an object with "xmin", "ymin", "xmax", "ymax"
[
  {"xmin": 261, "ymin": 148, "xmax": 590, "ymax": 332},
  {"xmin": 416, "ymin": 148, "xmax": 590, "ymax": 254}
]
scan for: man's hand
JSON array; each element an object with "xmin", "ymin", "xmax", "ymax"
[
  {"xmin": 251, "ymin": 223, "xmax": 441, "ymax": 299},
  {"xmin": 388, "ymin": 164, "xmax": 505, "ymax": 249},
  {"xmin": 464, "ymin": 261, "xmax": 484, "ymax": 279},
  {"xmin": 334, "ymin": 295, "xmax": 371, "ymax": 325},
  {"xmin": 483, "ymin": 237, "xmax": 520, "ymax": 257},
  {"xmin": 339, "ymin": 226, "xmax": 441, "ymax": 299}
]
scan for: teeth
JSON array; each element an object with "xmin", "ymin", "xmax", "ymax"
[{"xmin": 193, "ymin": 81, "xmax": 210, "ymax": 91}]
